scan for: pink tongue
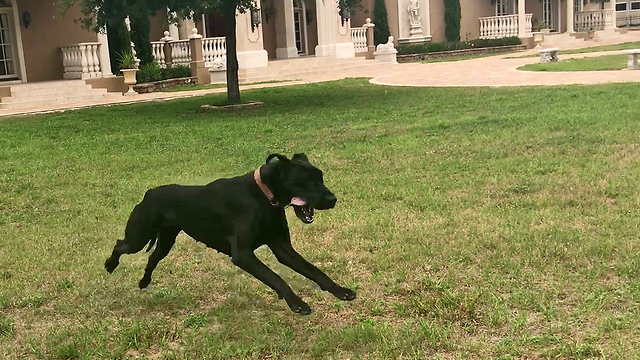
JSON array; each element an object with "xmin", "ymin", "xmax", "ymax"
[{"xmin": 290, "ymin": 197, "xmax": 307, "ymax": 206}]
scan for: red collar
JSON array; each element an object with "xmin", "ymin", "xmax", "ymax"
[{"xmin": 254, "ymin": 167, "xmax": 280, "ymax": 206}]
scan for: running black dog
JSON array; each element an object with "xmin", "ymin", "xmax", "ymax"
[{"xmin": 104, "ymin": 153, "xmax": 355, "ymax": 314}]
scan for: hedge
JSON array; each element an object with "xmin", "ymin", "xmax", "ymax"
[
  {"xmin": 137, "ymin": 61, "xmax": 193, "ymax": 84},
  {"xmin": 396, "ymin": 36, "xmax": 522, "ymax": 55}
]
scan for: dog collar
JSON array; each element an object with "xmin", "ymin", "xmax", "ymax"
[{"xmin": 254, "ymin": 168, "xmax": 281, "ymax": 207}]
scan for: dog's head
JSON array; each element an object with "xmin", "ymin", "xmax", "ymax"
[{"xmin": 263, "ymin": 153, "xmax": 337, "ymax": 224}]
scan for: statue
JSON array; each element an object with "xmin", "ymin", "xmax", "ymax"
[{"xmin": 408, "ymin": 0, "xmax": 423, "ymax": 36}]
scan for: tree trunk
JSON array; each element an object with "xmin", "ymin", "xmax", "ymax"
[{"xmin": 224, "ymin": 2, "xmax": 241, "ymax": 104}]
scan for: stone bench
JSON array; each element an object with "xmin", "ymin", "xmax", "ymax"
[
  {"xmin": 540, "ymin": 48, "xmax": 559, "ymax": 63},
  {"xmin": 628, "ymin": 49, "xmax": 640, "ymax": 70}
]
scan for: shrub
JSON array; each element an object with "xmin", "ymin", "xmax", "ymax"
[
  {"xmin": 396, "ymin": 36, "xmax": 522, "ymax": 55},
  {"xmin": 444, "ymin": 0, "xmax": 461, "ymax": 42},
  {"xmin": 163, "ymin": 65, "xmax": 192, "ymax": 79},
  {"xmin": 136, "ymin": 62, "xmax": 193, "ymax": 84},
  {"xmin": 373, "ymin": 0, "xmax": 390, "ymax": 45}
]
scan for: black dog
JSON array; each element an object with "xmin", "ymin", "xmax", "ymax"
[{"xmin": 104, "ymin": 153, "xmax": 355, "ymax": 314}]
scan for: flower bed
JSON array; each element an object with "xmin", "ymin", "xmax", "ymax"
[
  {"xmin": 133, "ymin": 77, "xmax": 198, "ymax": 94},
  {"xmin": 397, "ymin": 44, "xmax": 527, "ymax": 63},
  {"xmin": 396, "ymin": 36, "xmax": 522, "ymax": 55}
]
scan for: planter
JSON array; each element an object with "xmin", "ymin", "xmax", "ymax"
[
  {"xmin": 121, "ymin": 68, "xmax": 138, "ymax": 96},
  {"xmin": 532, "ymin": 32, "xmax": 544, "ymax": 47}
]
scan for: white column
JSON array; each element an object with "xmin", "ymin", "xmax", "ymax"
[
  {"xmin": 557, "ymin": 0, "xmax": 562, "ymax": 32},
  {"xmin": 178, "ymin": 17, "xmax": 197, "ymax": 39},
  {"xmin": 97, "ymin": 29, "xmax": 113, "ymax": 76},
  {"xmin": 567, "ymin": 0, "xmax": 574, "ymax": 33},
  {"xmin": 168, "ymin": 10, "xmax": 180, "ymax": 39},
  {"xmin": 518, "ymin": 0, "xmax": 526, "ymax": 36},
  {"xmin": 201, "ymin": 14, "xmax": 208, "ymax": 37},
  {"xmin": 424, "ymin": 0, "xmax": 431, "ymax": 37},
  {"xmin": 315, "ymin": 0, "xmax": 336, "ymax": 57},
  {"xmin": 275, "ymin": 0, "xmax": 299, "ymax": 58},
  {"xmin": 608, "ymin": 0, "xmax": 617, "ymax": 30}
]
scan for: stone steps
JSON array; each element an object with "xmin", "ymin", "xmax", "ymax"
[
  {"xmin": 0, "ymin": 80, "xmax": 123, "ymax": 110},
  {"xmin": 238, "ymin": 57, "xmax": 375, "ymax": 83}
]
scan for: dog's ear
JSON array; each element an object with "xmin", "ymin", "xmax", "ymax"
[
  {"xmin": 292, "ymin": 153, "xmax": 310, "ymax": 164},
  {"xmin": 266, "ymin": 153, "xmax": 289, "ymax": 165}
]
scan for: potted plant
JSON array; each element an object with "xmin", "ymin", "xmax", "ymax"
[
  {"xmin": 532, "ymin": 18, "xmax": 544, "ymax": 47},
  {"xmin": 118, "ymin": 51, "xmax": 138, "ymax": 96}
]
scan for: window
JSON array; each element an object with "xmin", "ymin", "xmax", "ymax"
[
  {"xmin": 574, "ymin": 0, "xmax": 582, "ymax": 12},
  {"xmin": 632, "ymin": 1, "xmax": 640, "ymax": 10},
  {"xmin": 617, "ymin": 2, "xmax": 628, "ymax": 11},
  {"xmin": 496, "ymin": 0, "xmax": 509, "ymax": 16}
]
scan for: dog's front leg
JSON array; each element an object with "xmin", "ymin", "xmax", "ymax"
[
  {"xmin": 231, "ymin": 249, "xmax": 312, "ymax": 315},
  {"xmin": 269, "ymin": 242, "xmax": 356, "ymax": 301}
]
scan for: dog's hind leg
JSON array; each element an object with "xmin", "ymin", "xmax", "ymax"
[
  {"xmin": 138, "ymin": 226, "xmax": 180, "ymax": 289},
  {"xmin": 105, "ymin": 201, "xmax": 158, "ymax": 273}
]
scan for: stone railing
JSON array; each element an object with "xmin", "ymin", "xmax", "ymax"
[
  {"xmin": 479, "ymin": 14, "xmax": 532, "ymax": 39},
  {"xmin": 151, "ymin": 35, "xmax": 227, "ymax": 68},
  {"xmin": 202, "ymin": 37, "xmax": 226, "ymax": 68},
  {"xmin": 574, "ymin": 9, "xmax": 614, "ymax": 31},
  {"xmin": 169, "ymin": 40, "xmax": 191, "ymax": 66},
  {"xmin": 61, "ymin": 42, "xmax": 103, "ymax": 79},
  {"xmin": 151, "ymin": 41, "xmax": 167, "ymax": 67},
  {"xmin": 351, "ymin": 27, "xmax": 368, "ymax": 53},
  {"xmin": 616, "ymin": 9, "xmax": 640, "ymax": 28}
]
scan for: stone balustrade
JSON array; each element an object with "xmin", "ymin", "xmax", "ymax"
[
  {"xmin": 202, "ymin": 37, "xmax": 226, "ymax": 68},
  {"xmin": 479, "ymin": 14, "xmax": 532, "ymax": 39},
  {"xmin": 574, "ymin": 9, "xmax": 614, "ymax": 32},
  {"xmin": 351, "ymin": 27, "xmax": 368, "ymax": 53},
  {"xmin": 61, "ymin": 42, "xmax": 103, "ymax": 79}
]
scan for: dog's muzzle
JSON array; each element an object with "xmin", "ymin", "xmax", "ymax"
[{"xmin": 291, "ymin": 194, "xmax": 336, "ymax": 224}]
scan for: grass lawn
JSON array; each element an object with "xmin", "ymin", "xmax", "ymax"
[
  {"xmin": 162, "ymin": 80, "xmax": 295, "ymax": 92},
  {"xmin": 2, "ymin": 79, "xmax": 640, "ymax": 359},
  {"xmin": 519, "ymin": 54, "xmax": 627, "ymax": 71},
  {"xmin": 505, "ymin": 41, "xmax": 640, "ymax": 59}
]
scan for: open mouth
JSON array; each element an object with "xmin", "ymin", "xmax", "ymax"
[
  {"xmin": 293, "ymin": 205, "xmax": 314, "ymax": 224},
  {"xmin": 291, "ymin": 197, "xmax": 314, "ymax": 224}
]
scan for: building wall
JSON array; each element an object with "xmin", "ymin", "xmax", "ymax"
[
  {"xmin": 460, "ymin": 0, "xmax": 495, "ymax": 41},
  {"xmin": 16, "ymin": 0, "xmax": 99, "ymax": 82},
  {"xmin": 149, "ymin": 9, "xmax": 168, "ymax": 41},
  {"xmin": 262, "ymin": 7, "xmax": 277, "ymax": 58},
  {"xmin": 428, "ymin": 0, "xmax": 444, "ymax": 42},
  {"xmin": 305, "ymin": 0, "xmax": 318, "ymax": 55}
]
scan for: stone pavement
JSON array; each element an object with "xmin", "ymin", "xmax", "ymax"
[{"xmin": 2, "ymin": 33, "xmax": 640, "ymax": 118}]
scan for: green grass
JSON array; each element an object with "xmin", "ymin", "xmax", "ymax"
[
  {"xmin": 161, "ymin": 79, "xmax": 295, "ymax": 92},
  {"xmin": 519, "ymin": 54, "xmax": 627, "ymax": 71},
  {"xmin": 505, "ymin": 41, "xmax": 640, "ymax": 59},
  {"xmin": 2, "ymin": 79, "xmax": 640, "ymax": 359}
]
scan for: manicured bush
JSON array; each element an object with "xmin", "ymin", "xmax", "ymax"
[
  {"xmin": 444, "ymin": 0, "xmax": 461, "ymax": 42},
  {"xmin": 373, "ymin": 0, "xmax": 390, "ymax": 45},
  {"xmin": 396, "ymin": 36, "xmax": 522, "ymax": 55},
  {"xmin": 136, "ymin": 62, "xmax": 193, "ymax": 84}
]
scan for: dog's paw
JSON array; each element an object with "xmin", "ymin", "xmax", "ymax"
[
  {"xmin": 330, "ymin": 286, "xmax": 356, "ymax": 301},
  {"xmin": 104, "ymin": 258, "xmax": 119, "ymax": 274},
  {"xmin": 138, "ymin": 277, "xmax": 151, "ymax": 290},
  {"xmin": 285, "ymin": 295, "xmax": 312, "ymax": 315}
]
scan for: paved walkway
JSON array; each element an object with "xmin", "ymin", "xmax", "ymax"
[
  {"xmin": 2, "ymin": 33, "xmax": 640, "ymax": 118},
  {"xmin": 370, "ymin": 49, "xmax": 640, "ymax": 87}
]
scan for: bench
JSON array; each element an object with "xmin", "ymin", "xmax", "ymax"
[
  {"xmin": 539, "ymin": 48, "xmax": 559, "ymax": 63},
  {"xmin": 628, "ymin": 49, "xmax": 640, "ymax": 70}
]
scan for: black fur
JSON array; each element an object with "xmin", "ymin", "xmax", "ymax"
[{"xmin": 104, "ymin": 153, "xmax": 355, "ymax": 314}]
